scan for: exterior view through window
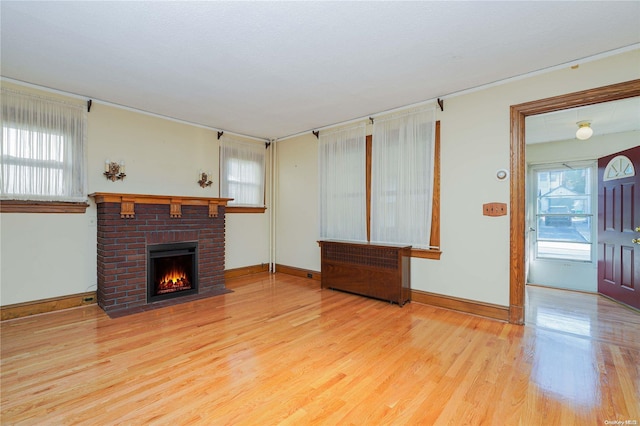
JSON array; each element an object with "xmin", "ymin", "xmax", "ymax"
[
  {"xmin": 534, "ymin": 165, "xmax": 594, "ymax": 262},
  {"xmin": 2, "ymin": 128, "xmax": 66, "ymax": 197}
]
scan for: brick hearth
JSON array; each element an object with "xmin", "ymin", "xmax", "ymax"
[{"xmin": 91, "ymin": 193, "xmax": 232, "ymax": 317}]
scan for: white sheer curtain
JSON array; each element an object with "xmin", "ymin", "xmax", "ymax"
[
  {"xmin": 220, "ymin": 137, "xmax": 266, "ymax": 207},
  {"xmin": 371, "ymin": 107, "xmax": 436, "ymax": 248},
  {"xmin": 318, "ymin": 123, "xmax": 367, "ymax": 242},
  {"xmin": 1, "ymin": 88, "xmax": 87, "ymax": 202}
]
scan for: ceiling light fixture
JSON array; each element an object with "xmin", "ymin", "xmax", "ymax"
[{"xmin": 576, "ymin": 121, "xmax": 593, "ymax": 140}]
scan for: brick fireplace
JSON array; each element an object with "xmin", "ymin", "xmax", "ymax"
[{"xmin": 91, "ymin": 193, "xmax": 232, "ymax": 317}]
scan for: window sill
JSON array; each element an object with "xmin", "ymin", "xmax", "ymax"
[
  {"xmin": 226, "ymin": 206, "xmax": 267, "ymax": 214},
  {"xmin": 411, "ymin": 249, "xmax": 442, "ymax": 260},
  {"xmin": 0, "ymin": 200, "xmax": 90, "ymax": 214}
]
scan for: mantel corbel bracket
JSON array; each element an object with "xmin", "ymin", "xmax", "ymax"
[
  {"xmin": 209, "ymin": 200, "xmax": 220, "ymax": 218},
  {"xmin": 120, "ymin": 198, "xmax": 135, "ymax": 218},
  {"xmin": 170, "ymin": 199, "xmax": 182, "ymax": 218}
]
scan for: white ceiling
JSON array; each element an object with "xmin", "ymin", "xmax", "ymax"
[
  {"xmin": 526, "ymin": 97, "xmax": 640, "ymax": 144},
  {"xmin": 1, "ymin": 1, "xmax": 639, "ymax": 141}
]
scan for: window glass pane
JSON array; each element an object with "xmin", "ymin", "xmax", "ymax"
[
  {"xmin": 536, "ymin": 241, "xmax": 591, "ymax": 262},
  {"xmin": 220, "ymin": 138, "xmax": 265, "ymax": 207},
  {"xmin": 534, "ymin": 166, "xmax": 593, "ymax": 262},
  {"xmin": 318, "ymin": 124, "xmax": 367, "ymax": 242},
  {"xmin": 1, "ymin": 88, "xmax": 86, "ymax": 202},
  {"xmin": 537, "ymin": 216, "xmax": 592, "ymax": 243},
  {"xmin": 370, "ymin": 107, "xmax": 435, "ymax": 248}
]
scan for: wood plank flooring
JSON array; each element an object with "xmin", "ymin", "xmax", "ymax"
[{"xmin": 2, "ymin": 273, "xmax": 639, "ymax": 425}]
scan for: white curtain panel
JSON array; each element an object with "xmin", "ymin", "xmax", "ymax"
[
  {"xmin": 220, "ymin": 137, "xmax": 266, "ymax": 207},
  {"xmin": 318, "ymin": 123, "xmax": 367, "ymax": 242},
  {"xmin": 1, "ymin": 88, "xmax": 87, "ymax": 202},
  {"xmin": 371, "ymin": 107, "xmax": 436, "ymax": 249}
]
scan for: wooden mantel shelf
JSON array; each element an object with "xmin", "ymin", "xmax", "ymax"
[{"xmin": 89, "ymin": 192, "xmax": 233, "ymax": 219}]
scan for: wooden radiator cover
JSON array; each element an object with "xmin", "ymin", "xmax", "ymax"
[{"xmin": 319, "ymin": 240, "xmax": 411, "ymax": 306}]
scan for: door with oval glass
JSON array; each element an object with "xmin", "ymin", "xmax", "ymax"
[{"xmin": 598, "ymin": 146, "xmax": 640, "ymax": 310}]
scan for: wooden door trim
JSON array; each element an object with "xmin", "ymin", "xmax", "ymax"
[{"xmin": 509, "ymin": 79, "xmax": 640, "ymax": 325}]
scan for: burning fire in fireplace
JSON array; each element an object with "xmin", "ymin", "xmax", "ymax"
[
  {"xmin": 148, "ymin": 242, "xmax": 198, "ymax": 302},
  {"xmin": 157, "ymin": 267, "xmax": 191, "ymax": 294}
]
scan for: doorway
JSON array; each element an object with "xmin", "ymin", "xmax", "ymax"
[
  {"xmin": 508, "ymin": 79, "xmax": 640, "ymax": 324},
  {"xmin": 527, "ymin": 161, "xmax": 597, "ymax": 292}
]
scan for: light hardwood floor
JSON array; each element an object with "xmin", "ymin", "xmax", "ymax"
[{"xmin": 1, "ymin": 273, "xmax": 638, "ymax": 425}]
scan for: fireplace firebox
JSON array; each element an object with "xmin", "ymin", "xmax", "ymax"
[{"xmin": 148, "ymin": 242, "xmax": 198, "ymax": 303}]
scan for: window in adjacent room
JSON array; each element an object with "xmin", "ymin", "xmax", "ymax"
[
  {"xmin": 219, "ymin": 137, "xmax": 266, "ymax": 210},
  {"xmin": 532, "ymin": 163, "xmax": 595, "ymax": 262},
  {"xmin": 1, "ymin": 88, "xmax": 88, "ymax": 212}
]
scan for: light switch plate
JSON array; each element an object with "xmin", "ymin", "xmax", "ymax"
[{"xmin": 483, "ymin": 202, "xmax": 507, "ymax": 217}]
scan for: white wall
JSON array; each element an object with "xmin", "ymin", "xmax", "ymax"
[
  {"xmin": 225, "ymin": 213, "xmax": 270, "ymax": 270},
  {"xmin": 274, "ymin": 133, "xmax": 320, "ymax": 271},
  {"xmin": 0, "ymin": 213, "xmax": 98, "ymax": 304},
  {"xmin": 0, "ymin": 84, "xmax": 270, "ymax": 306},
  {"xmin": 275, "ymin": 49, "xmax": 640, "ymax": 307}
]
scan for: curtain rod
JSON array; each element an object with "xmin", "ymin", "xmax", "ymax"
[{"xmin": 277, "ymin": 98, "xmax": 438, "ymax": 142}]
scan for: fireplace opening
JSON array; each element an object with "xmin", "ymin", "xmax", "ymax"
[{"xmin": 148, "ymin": 242, "xmax": 198, "ymax": 303}]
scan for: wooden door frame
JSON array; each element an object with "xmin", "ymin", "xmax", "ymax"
[{"xmin": 509, "ymin": 79, "xmax": 640, "ymax": 324}]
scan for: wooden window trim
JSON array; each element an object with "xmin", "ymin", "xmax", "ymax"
[
  {"xmin": 226, "ymin": 206, "xmax": 267, "ymax": 214},
  {"xmin": 218, "ymin": 142, "xmax": 268, "ymax": 211},
  {"xmin": 0, "ymin": 200, "xmax": 90, "ymax": 213},
  {"xmin": 410, "ymin": 248, "xmax": 442, "ymax": 260},
  {"xmin": 365, "ymin": 121, "xmax": 441, "ymax": 259}
]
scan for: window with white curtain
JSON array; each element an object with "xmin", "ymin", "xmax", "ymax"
[
  {"xmin": 371, "ymin": 107, "xmax": 436, "ymax": 249},
  {"xmin": 1, "ymin": 88, "xmax": 87, "ymax": 202},
  {"xmin": 220, "ymin": 137, "xmax": 266, "ymax": 207},
  {"xmin": 318, "ymin": 123, "xmax": 367, "ymax": 242}
]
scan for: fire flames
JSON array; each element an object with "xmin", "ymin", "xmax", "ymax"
[{"xmin": 157, "ymin": 266, "xmax": 191, "ymax": 294}]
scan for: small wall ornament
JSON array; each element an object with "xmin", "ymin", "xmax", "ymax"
[
  {"xmin": 198, "ymin": 171, "xmax": 213, "ymax": 188},
  {"xmin": 104, "ymin": 160, "xmax": 126, "ymax": 181}
]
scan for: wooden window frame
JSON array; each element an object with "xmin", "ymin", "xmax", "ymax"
[
  {"xmin": 0, "ymin": 200, "xmax": 89, "ymax": 213},
  {"xmin": 365, "ymin": 121, "xmax": 441, "ymax": 259},
  {"xmin": 219, "ymin": 143, "xmax": 267, "ymax": 214},
  {"xmin": 2, "ymin": 90, "xmax": 88, "ymax": 208},
  {"xmin": 226, "ymin": 206, "xmax": 266, "ymax": 213}
]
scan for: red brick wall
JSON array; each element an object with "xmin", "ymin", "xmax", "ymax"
[{"xmin": 96, "ymin": 203, "xmax": 226, "ymax": 315}]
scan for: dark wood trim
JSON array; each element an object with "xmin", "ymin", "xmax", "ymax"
[
  {"xmin": 1, "ymin": 291, "xmax": 97, "ymax": 321},
  {"xmin": 366, "ymin": 135, "xmax": 372, "ymax": 242},
  {"xmin": 410, "ymin": 249, "xmax": 442, "ymax": 260},
  {"xmin": 226, "ymin": 206, "xmax": 267, "ymax": 213},
  {"xmin": 411, "ymin": 289, "xmax": 509, "ymax": 322},
  {"xmin": 509, "ymin": 79, "xmax": 640, "ymax": 325},
  {"xmin": 430, "ymin": 121, "xmax": 441, "ymax": 251},
  {"xmin": 224, "ymin": 264, "xmax": 269, "ymax": 279},
  {"xmin": 275, "ymin": 264, "xmax": 321, "ymax": 281},
  {"xmin": 0, "ymin": 200, "xmax": 89, "ymax": 213}
]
